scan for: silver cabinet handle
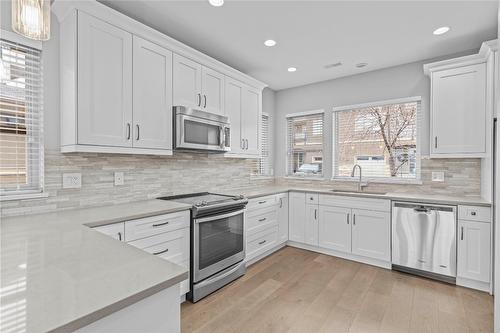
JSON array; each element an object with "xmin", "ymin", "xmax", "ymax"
[
  {"xmin": 279, "ymin": 198, "xmax": 283, "ymax": 208},
  {"xmin": 347, "ymin": 214, "xmax": 349, "ymax": 225},
  {"xmin": 117, "ymin": 232, "xmax": 122, "ymax": 241},
  {"xmin": 136, "ymin": 124, "xmax": 140, "ymax": 141},
  {"xmin": 246, "ymin": 139, "xmax": 249, "ymax": 150},
  {"xmin": 203, "ymin": 95, "xmax": 207, "ymax": 108},
  {"xmin": 152, "ymin": 221, "xmax": 169, "ymax": 228},
  {"xmin": 258, "ymin": 240, "xmax": 267, "ymax": 245},
  {"xmin": 126, "ymin": 123, "xmax": 131, "ymax": 140},
  {"xmin": 461, "ymin": 226, "xmax": 464, "ymax": 240},
  {"xmin": 434, "ymin": 136, "xmax": 438, "ymax": 149},
  {"xmin": 258, "ymin": 218, "xmax": 266, "ymax": 222},
  {"xmin": 258, "ymin": 201, "xmax": 266, "ymax": 204},
  {"xmin": 314, "ymin": 209, "xmax": 317, "ymax": 220},
  {"xmin": 353, "ymin": 214, "xmax": 356, "ymax": 225},
  {"xmin": 197, "ymin": 93, "xmax": 201, "ymax": 107},
  {"xmin": 153, "ymin": 248, "xmax": 169, "ymax": 255}
]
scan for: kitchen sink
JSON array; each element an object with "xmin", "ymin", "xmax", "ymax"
[{"xmin": 330, "ymin": 189, "xmax": 387, "ymax": 195}]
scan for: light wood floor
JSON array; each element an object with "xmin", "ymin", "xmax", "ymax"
[{"xmin": 181, "ymin": 247, "xmax": 493, "ymax": 333}]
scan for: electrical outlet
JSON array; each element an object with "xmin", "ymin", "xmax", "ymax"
[
  {"xmin": 63, "ymin": 173, "xmax": 82, "ymax": 189},
  {"xmin": 114, "ymin": 172, "xmax": 124, "ymax": 186},
  {"xmin": 432, "ymin": 171, "xmax": 445, "ymax": 182}
]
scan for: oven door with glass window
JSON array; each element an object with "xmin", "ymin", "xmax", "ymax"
[
  {"xmin": 175, "ymin": 113, "xmax": 230, "ymax": 152},
  {"xmin": 193, "ymin": 209, "xmax": 245, "ymax": 282}
]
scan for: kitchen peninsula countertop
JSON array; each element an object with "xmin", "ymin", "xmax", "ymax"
[{"xmin": 0, "ymin": 199, "xmax": 192, "ymax": 333}]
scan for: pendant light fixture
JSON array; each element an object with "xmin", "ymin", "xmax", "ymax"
[{"xmin": 12, "ymin": 0, "xmax": 51, "ymax": 41}]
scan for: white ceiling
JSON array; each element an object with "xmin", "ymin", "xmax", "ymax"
[{"xmin": 100, "ymin": 1, "xmax": 498, "ymax": 90}]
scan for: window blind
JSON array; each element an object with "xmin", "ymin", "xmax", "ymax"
[
  {"xmin": 333, "ymin": 100, "xmax": 420, "ymax": 180},
  {"xmin": 286, "ymin": 112, "xmax": 323, "ymax": 177},
  {"xmin": 258, "ymin": 114, "xmax": 271, "ymax": 175},
  {"xmin": 0, "ymin": 38, "xmax": 43, "ymax": 195}
]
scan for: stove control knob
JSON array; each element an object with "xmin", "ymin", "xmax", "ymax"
[{"xmin": 201, "ymin": 200, "xmax": 208, "ymax": 206}]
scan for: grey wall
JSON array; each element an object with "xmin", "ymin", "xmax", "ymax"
[{"xmin": 274, "ymin": 52, "xmax": 475, "ymax": 179}]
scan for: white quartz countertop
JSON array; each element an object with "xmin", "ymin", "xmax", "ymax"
[
  {"xmin": 225, "ymin": 185, "xmax": 492, "ymax": 207},
  {"xmin": 0, "ymin": 199, "xmax": 192, "ymax": 333}
]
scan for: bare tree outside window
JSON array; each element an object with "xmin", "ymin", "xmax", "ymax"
[{"xmin": 334, "ymin": 101, "xmax": 418, "ymax": 179}]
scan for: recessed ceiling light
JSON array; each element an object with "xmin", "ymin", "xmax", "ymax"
[
  {"xmin": 264, "ymin": 39, "xmax": 276, "ymax": 47},
  {"xmin": 433, "ymin": 26, "xmax": 450, "ymax": 35},
  {"xmin": 288, "ymin": 67, "xmax": 297, "ymax": 72},
  {"xmin": 355, "ymin": 63, "xmax": 368, "ymax": 68},
  {"xmin": 208, "ymin": 0, "xmax": 224, "ymax": 7},
  {"xmin": 324, "ymin": 62, "xmax": 342, "ymax": 69}
]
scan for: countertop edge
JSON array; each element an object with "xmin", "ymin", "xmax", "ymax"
[{"xmin": 48, "ymin": 271, "xmax": 188, "ymax": 333}]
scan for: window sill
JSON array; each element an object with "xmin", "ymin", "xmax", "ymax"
[
  {"xmin": 284, "ymin": 176, "xmax": 325, "ymax": 181},
  {"xmin": 331, "ymin": 177, "xmax": 423, "ymax": 185},
  {"xmin": 0, "ymin": 192, "xmax": 49, "ymax": 201}
]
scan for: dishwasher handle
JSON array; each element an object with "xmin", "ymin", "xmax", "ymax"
[{"xmin": 393, "ymin": 202, "xmax": 455, "ymax": 213}]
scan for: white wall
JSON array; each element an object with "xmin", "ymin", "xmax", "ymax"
[{"xmin": 273, "ymin": 51, "xmax": 475, "ymax": 179}]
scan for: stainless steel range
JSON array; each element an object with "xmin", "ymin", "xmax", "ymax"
[{"xmin": 158, "ymin": 192, "xmax": 247, "ymax": 302}]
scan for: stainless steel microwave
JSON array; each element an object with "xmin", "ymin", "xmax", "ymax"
[{"xmin": 174, "ymin": 106, "xmax": 230, "ymax": 152}]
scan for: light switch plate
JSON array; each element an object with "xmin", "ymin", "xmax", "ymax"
[
  {"xmin": 114, "ymin": 172, "xmax": 124, "ymax": 186},
  {"xmin": 432, "ymin": 171, "xmax": 445, "ymax": 182},
  {"xmin": 63, "ymin": 173, "xmax": 82, "ymax": 189}
]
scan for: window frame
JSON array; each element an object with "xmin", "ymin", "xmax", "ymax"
[
  {"xmin": 285, "ymin": 109, "xmax": 325, "ymax": 179},
  {"xmin": 252, "ymin": 112, "xmax": 273, "ymax": 178},
  {"xmin": 0, "ymin": 29, "xmax": 45, "ymax": 200},
  {"xmin": 331, "ymin": 96, "xmax": 422, "ymax": 185}
]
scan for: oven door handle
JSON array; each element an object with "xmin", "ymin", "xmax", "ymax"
[
  {"xmin": 195, "ymin": 209, "xmax": 245, "ymax": 224},
  {"xmin": 195, "ymin": 262, "xmax": 244, "ymax": 289}
]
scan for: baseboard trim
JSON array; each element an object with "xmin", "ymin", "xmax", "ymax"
[{"xmin": 286, "ymin": 241, "xmax": 391, "ymax": 270}]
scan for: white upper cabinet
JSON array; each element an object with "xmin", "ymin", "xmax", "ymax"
[
  {"xmin": 430, "ymin": 63, "xmax": 486, "ymax": 156},
  {"xmin": 224, "ymin": 78, "xmax": 261, "ymax": 158},
  {"xmin": 77, "ymin": 12, "xmax": 133, "ymax": 147},
  {"xmin": 424, "ymin": 41, "xmax": 498, "ymax": 158},
  {"xmin": 201, "ymin": 66, "xmax": 225, "ymax": 115},
  {"xmin": 133, "ymin": 36, "xmax": 173, "ymax": 150},
  {"xmin": 318, "ymin": 206, "xmax": 351, "ymax": 253},
  {"xmin": 173, "ymin": 54, "xmax": 225, "ymax": 115},
  {"xmin": 173, "ymin": 54, "xmax": 202, "ymax": 109},
  {"xmin": 241, "ymin": 86, "xmax": 261, "ymax": 156},
  {"xmin": 351, "ymin": 209, "xmax": 391, "ymax": 261}
]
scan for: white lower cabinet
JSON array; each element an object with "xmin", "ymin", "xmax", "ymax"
[
  {"xmin": 289, "ymin": 192, "xmax": 307, "ymax": 243},
  {"xmin": 245, "ymin": 193, "xmax": 289, "ymax": 263},
  {"xmin": 305, "ymin": 204, "xmax": 319, "ymax": 246},
  {"xmin": 457, "ymin": 220, "xmax": 491, "ymax": 283},
  {"xmin": 318, "ymin": 206, "xmax": 351, "ymax": 253},
  {"xmin": 351, "ymin": 209, "xmax": 390, "ymax": 261},
  {"xmin": 277, "ymin": 194, "xmax": 289, "ymax": 243},
  {"xmin": 93, "ymin": 222, "xmax": 125, "ymax": 241}
]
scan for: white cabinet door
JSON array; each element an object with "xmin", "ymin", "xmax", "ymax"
[
  {"xmin": 241, "ymin": 86, "xmax": 261, "ymax": 156},
  {"xmin": 431, "ymin": 63, "xmax": 486, "ymax": 155},
  {"xmin": 201, "ymin": 66, "xmax": 224, "ymax": 115},
  {"xmin": 77, "ymin": 12, "xmax": 132, "ymax": 147},
  {"xmin": 318, "ymin": 206, "xmax": 351, "ymax": 253},
  {"xmin": 457, "ymin": 220, "xmax": 491, "ymax": 282},
  {"xmin": 93, "ymin": 223, "xmax": 125, "ymax": 241},
  {"xmin": 305, "ymin": 204, "xmax": 319, "ymax": 246},
  {"xmin": 132, "ymin": 36, "xmax": 173, "ymax": 150},
  {"xmin": 351, "ymin": 209, "xmax": 390, "ymax": 261},
  {"xmin": 277, "ymin": 194, "xmax": 289, "ymax": 243},
  {"xmin": 225, "ymin": 77, "xmax": 244, "ymax": 154},
  {"xmin": 173, "ymin": 53, "xmax": 202, "ymax": 109},
  {"xmin": 289, "ymin": 192, "xmax": 306, "ymax": 243}
]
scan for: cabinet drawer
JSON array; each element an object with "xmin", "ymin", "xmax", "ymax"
[
  {"xmin": 125, "ymin": 210, "xmax": 190, "ymax": 241},
  {"xmin": 246, "ymin": 225, "xmax": 278, "ymax": 260},
  {"xmin": 306, "ymin": 192, "xmax": 319, "ymax": 204},
  {"xmin": 459, "ymin": 205, "xmax": 491, "ymax": 223},
  {"xmin": 127, "ymin": 228, "xmax": 189, "ymax": 264},
  {"xmin": 319, "ymin": 194, "xmax": 390, "ymax": 212},
  {"xmin": 247, "ymin": 206, "xmax": 278, "ymax": 235},
  {"xmin": 247, "ymin": 195, "xmax": 278, "ymax": 211},
  {"xmin": 93, "ymin": 222, "xmax": 125, "ymax": 241}
]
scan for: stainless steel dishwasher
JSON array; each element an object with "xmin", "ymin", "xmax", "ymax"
[{"xmin": 392, "ymin": 202, "xmax": 457, "ymax": 283}]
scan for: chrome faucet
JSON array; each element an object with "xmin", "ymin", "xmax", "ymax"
[{"xmin": 351, "ymin": 164, "xmax": 367, "ymax": 192}]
